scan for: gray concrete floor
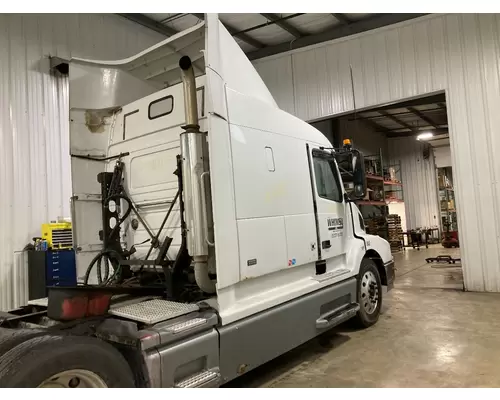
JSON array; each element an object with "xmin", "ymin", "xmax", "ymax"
[{"xmin": 227, "ymin": 245, "xmax": 500, "ymax": 387}]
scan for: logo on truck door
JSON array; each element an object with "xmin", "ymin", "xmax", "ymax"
[{"xmin": 327, "ymin": 217, "xmax": 344, "ymax": 231}]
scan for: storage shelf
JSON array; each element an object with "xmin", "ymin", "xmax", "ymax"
[
  {"xmin": 366, "ymin": 176, "xmax": 403, "ymax": 187},
  {"xmin": 366, "ymin": 174, "xmax": 384, "ymax": 181},
  {"xmin": 384, "ymin": 181, "xmax": 403, "ymax": 186},
  {"xmin": 356, "ymin": 200, "xmax": 386, "ymax": 206}
]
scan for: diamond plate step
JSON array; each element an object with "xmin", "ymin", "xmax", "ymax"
[
  {"xmin": 166, "ymin": 317, "xmax": 208, "ymax": 334},
  {"xmin": 109, "ymin": 299, "xmax": 199, "ymax": 324},
  {"xmin": 175, "ymin": 369, "xmax": 220, "ymax": 388},
  {"xmin": 28, "ymin": 297, "xmax": 48, "ymax": 307}
]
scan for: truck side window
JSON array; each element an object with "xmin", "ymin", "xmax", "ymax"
[
  {"xmin": 148, "ymin": 95, "xmax": 174, "ymax": 120},
  {"xmin": 312, "ymin": 153, "xmax": 342, "ymax": 203}
]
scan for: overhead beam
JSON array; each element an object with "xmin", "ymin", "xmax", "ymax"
[
  {"xmin": 191, "ymin": 13, "xmax": 265, "ymax": 49},
  {"xmin": 383, "ymin": 127, "xmax": 448, "ymax": 134},
  {"xmin": 378, "ymin": 110, "xmax": 416, "ymax": 132},
  {"xmin": 352, "ymin": 110, "xmax": 446, "ymax": 122},
  {"xmin": 236, "ymin": 14, "xmax": 305, "ymax": 35},
  {"xmin": 386, "ymin": 128, "xmax": 448, "ymax": 138},
  {"xmin": 354, "ymin": 93, "xmax": 446, "ymax": 115},
  {"xmin": 261, "ymin": 13, "xmax": 304, "ymax": 39},
  {"xmin": 430, "ymin": 143, "xmax": 451, "ymax": 148},
  {"xmin": 352, "ymin": 116, "xmax": 389, "ymax": 133},
  {"xmin": 247, "ymin": 13, "xmax": 427, "ymax": 60},
  {"xmin": 428, "ymin": 133, "xmax": 450, "ymax": 141},
  {"xmin": 407, "ymin": 106, "xmax": 439, "ymax": 129},
  {"xmin": 117, "ymin": 14, "xmax": 178, "ymax": 37},
  {"xmin": 331, "ymin": 13, "xmax": 352, "ymax": 25},
  {"xmin": 351, "ymin": 111, "xmax": 444, "ymax": 124}
]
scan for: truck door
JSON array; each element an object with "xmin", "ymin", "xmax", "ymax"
[{"xmin": 309, "ymin": 147, "xmax": 346, "ymax": 270}]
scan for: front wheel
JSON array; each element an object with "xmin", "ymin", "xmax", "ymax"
[{"xmin": 352, "ymin": 258, "xmax": 382, "ymax": 328}]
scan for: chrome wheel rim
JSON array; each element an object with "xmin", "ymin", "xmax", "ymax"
[
  {"xmin": 38, "ymin": 369, "xmax": 108, "ymax": 388},
  {"xmin": 360, "ymin": 271, "xmax": 379, "ymax": 314}
]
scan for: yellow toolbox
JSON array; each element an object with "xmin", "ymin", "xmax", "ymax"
[{"xmin": 41, "ymin": 222, "xmax": 73, "ymax": 249}]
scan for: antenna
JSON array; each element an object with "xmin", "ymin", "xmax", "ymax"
[
  {"xmin": 349, "ymin": 65, "xmax": 357, "ymax": 115},
  {"xmin": 349, "ymin": 65, "xmax": 359, "ymax": 146}
]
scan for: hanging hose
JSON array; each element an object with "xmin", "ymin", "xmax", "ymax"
[
  {"xmin": 84, "ymin": 249, "xmax": 123, "ymax": 285},
  {"xmin": 84, "ymin": 192, "xmax": 132, "ymax": 285},
  {"xmin": 85, "ymin": 157, "xmax": 185, "ymax": 289}
]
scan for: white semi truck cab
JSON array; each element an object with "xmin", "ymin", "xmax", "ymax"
[{"xmin": 0, "ymin": 14, "xmax": 394, "ymax": 388}]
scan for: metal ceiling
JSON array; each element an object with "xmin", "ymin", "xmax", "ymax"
[
  {"xmin": 351, "ymin": 94, "xmax": 449, "ymax": 146},
  {"xmin": 117, "ymin": 13, "xmax": 427, "ymax": 60}
]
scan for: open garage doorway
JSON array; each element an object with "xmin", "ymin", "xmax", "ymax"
[{"xmin": 310, "ymin": 92, "xmax": 463, "ymax": 291}]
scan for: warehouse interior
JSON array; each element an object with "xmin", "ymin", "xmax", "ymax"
[
  {"xmin": 311, "ymin": 92, "xmax": 460, "ymax": 262},
  {"xmin": 1, "ymin": 12, "xmax": 500, "ymax": 388}
]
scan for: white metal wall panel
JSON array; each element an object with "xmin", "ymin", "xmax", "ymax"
[
  {"xmin": 324, "ymin": 41, "xmax": 355, "ymax": 115},
  {"xmin": 253, "ymin": 13, "xmax": 500, "ymax": 292},
  {"xmin": 388, "ymin": 138, "xmax": 440, "ymax": 231},
  {"xmin": 0, "ymin": 14, "xmax": 163, "ymax": 310},
  {"xmin": 310, "ymin": 119, "xmax": 333, "ymax": 143},
  {"xmin": 253, "ymin": 56, "xmax": 295, "ymax": 115}
]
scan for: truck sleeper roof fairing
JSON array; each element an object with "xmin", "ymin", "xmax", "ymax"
[
  {"xmin": 68, "ymin": 15, "xmax": 278, "ymax": 110},
  {"xmin": 70, "ymin": 22, "xmax": 206, "ymax": 88}
]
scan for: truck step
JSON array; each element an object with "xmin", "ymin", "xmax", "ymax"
[
  {"xmin": 27, "ymin": 297, "xmax": 48, "ymax": 307},
  {"xmin": 165, "ymin": 317, "xmax": 208, "ymax": 334},
  {"xmin": 314, "ymin": 268, "xmax": 350, "ymax": 282},
  {"xmin": 109, "ymin": 299, "xmax": 199, "ymax": 325},
  {"xmin": 175, "ymin": 369, "xmax": 221, "ymax": 388},
  {"xmin": 316, "ymin": 303, "xmax": 360, "ymax": 329}
]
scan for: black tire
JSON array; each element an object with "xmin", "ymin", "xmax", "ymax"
[
  {"xmin": 0, "ymin": 334, "xmax": 135, "ymax": 388},
  {"xmin": 351, "ymin": 258, "xmax": 382, "ymax": 329},
  {"xmin": 0, "ymin": 328, "xmax": 45, "ymax": 357}
]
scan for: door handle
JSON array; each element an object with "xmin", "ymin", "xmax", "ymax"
[{"xmin": 322, "ymin": 240, "xmax": 331, "ymax": 249}]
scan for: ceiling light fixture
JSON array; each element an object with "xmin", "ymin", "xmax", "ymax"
[{"xmin": 417, "ymin": 132, "xmax": 434, "ymax": 141}]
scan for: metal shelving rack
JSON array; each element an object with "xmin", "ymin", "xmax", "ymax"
[
  {"xmin": 438, "ymin": 168, "xmax": 457, "ymax": 232},
  {"xmin": 354, "ymin": 149, "xmax": 404, "ymax": 242}
]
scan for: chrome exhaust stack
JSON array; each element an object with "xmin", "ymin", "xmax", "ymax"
[{"xmin": 179, "ymin": 56, "xmax": 216, "ymax": 294}]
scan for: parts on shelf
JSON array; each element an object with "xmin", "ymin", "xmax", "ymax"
[
  {"xmin": 387, "ymin": 214, "xmax": 403, "ymax": 252},
  {"xmin": 388, "ymin": 167, "xmax": 397, "ymax": 182},
  {"xmin": 358, "ymin": 149, "xmax": 404, "ymax": 243},
  {"xmin": 366, "ymin": 216, "xmax": 388, "ymax": 240}
]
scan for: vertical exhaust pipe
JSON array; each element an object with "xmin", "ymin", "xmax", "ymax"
[
  {"xmin": 179, "ymin": 56, "xmax": 199, "ymax": 128},
  {"xmin": 179, "ymin": 56, "xmax": 216, "ymax": 294}
]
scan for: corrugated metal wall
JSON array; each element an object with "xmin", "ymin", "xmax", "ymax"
[
  {"xmin": 338, "ymin": 117, "xmax": 388, "ymax": 157},
  {"xmin": 388, "ymin": 137, "xmax": 440, "ymax": 230},
  {"xmin": 254, "ymin": 13, "xmax": 500, "ymax": 292},
  {"xmin": 310, "ymin": 119, "xmax": 333, "ymax": 143},
  {"xmin": 0, "ymin": 14, "xmax": 163, "ymax": 310}
]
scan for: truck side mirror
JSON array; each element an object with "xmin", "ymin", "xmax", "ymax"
[
  {"xmin": 351, "ymin": 150, "xmax": 366, "ymax": 199},
  {"xmin": 335, "ymin": 149, "xmax": 366, "ymax": 200}
]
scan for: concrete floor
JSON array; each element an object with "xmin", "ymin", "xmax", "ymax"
[{"xmin": 227, "ymin": 246, "xmax": 500, "ymax": 387}]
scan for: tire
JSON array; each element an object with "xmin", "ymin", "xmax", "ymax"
[
  {"xmin": 0, "ymin": 334, "xmax": 135, "ymax": 388},
  {"xmin": 351, "ymin": 258, "xmax": 382, "ymax": 329},
  {"xmin": 0, "ymin": 328, "xmax": 45, "ymax": 357}
]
